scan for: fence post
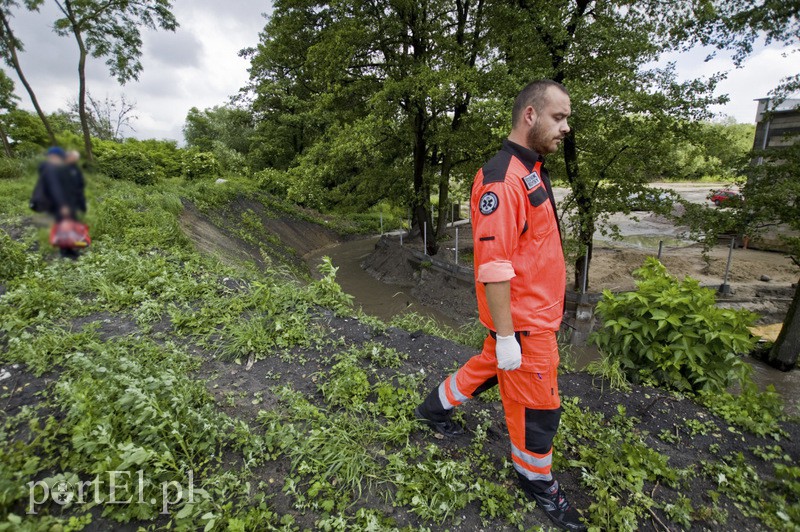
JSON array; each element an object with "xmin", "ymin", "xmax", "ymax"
[
  {"xmin": 455, "ymin": 226, "xmax": 459, "ymax": 265},
  {"xmin": 581, "ymin": 251, "xmax": 589, "ymax": 294},
  {"xmin": 719, "ymin": 237, "xmax": 735, "ymax": 295},
  {"xmin": 657, "ymin": 240, "xmax": 663, "ymax": 259}
]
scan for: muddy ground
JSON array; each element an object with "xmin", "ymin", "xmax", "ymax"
[{"xmin": 370, "ymin": 217, "xmax": 799, "ymax": 329}]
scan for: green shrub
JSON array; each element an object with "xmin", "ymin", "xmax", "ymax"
[
  {"xmin": 0, "ymin": 229, "xmax": 30, "ymax": 283},
  {"xmin": 0, "ymin": 157, "xmax": 23, "ymax": 179},
  {"xmin": 590, "ymin": 258, "xmax": 757, "ymax": 393},
  {"xmin": 182, "ymin": 150, "xmax": 219, "ymax": 180},
  {"xmin": 255, "ymin": 167, "xmax": 290, "ymax": 195},
  {"xmin": 95, "ymin": 144, "xmax": 158, "ymax": 185},
  {"xmin": 123, "ymin": 138, "xmax": 183, "ymax": 178}
]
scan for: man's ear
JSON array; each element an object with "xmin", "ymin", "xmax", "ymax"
[{"xmin": 525, "ymin": 105, "xmax": 537, "ymax": 126}]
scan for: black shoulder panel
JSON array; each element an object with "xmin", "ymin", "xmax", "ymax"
[{"xmin": 481, "ymin": 150, "xmax": 512, "ymax": 185}]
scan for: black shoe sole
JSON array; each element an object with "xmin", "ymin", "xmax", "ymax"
[{"xmin": 414, "ymin": 406, "xmax": 465, "ymax": 437}]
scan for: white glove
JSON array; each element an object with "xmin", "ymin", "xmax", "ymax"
[{"xmin": 495, "ymin": 334, "xmax": 522, "ymax": 370}]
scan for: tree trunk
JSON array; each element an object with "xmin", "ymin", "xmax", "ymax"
[
  {"xmin": 0, "ymin": 121, "xmax": 12, "ymax": 157},
  {"xmin": 435, "ymin": 153, "xmax": 452, "ymax": 237},
  {"xmin": 0, "ymin": 13, "xmax": 56, "ymax": 145},
  {"xmin": 75, "ymin": 39, "xmax": 94, "ymax": 161},
  {"xmin": 412, "ymin": 106, "xmax": 437, "ymax": 255},
  {"xmin": 765, "ymin": 281, "xmax": 800, "ymax": 371},
  {"xmin": 561, "ymin": 127, "xmax": 594, "ymax": 291}
]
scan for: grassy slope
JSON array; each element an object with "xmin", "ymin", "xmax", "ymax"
[{"xmin": 1, "ymin": 171, "xmax": 798, "ymax": 531}]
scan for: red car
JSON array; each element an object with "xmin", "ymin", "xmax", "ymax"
[{"xmin": 708, "ymin": 189, "xmax": 740, "ymax": 207}]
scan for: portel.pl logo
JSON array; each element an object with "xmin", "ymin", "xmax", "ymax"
[{"xmin": 27, "ymin": 470, "xmax": 195, "ymax": 515}]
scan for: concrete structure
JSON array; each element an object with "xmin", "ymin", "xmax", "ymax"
[{"xmin": 753, "ymin": 98, "xmax": 800, "ymax": 153}]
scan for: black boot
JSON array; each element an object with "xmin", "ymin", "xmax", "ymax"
[
  {"xmin": 415, "ymin": 385, "xmax": 465, "ymax": 437},
  {"xmin": 518, "ymin": 477, "xmax": 587, "ymax": 531},
  {"xmin": 414, "ymin": 405, "xmax": 465, "ymax": 437}
]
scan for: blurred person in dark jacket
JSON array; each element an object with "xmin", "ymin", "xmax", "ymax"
[
  {"xmin": 63, "ymin": 150, "xmax": 87, "ymax": 216},
  {"xmin": 37, "ymin": 147, "xmax": 87, "ymax": 258}
]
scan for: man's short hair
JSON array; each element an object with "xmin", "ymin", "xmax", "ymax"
[
  {"xmin": 67, "ymin": 150, "xmax": 80, "ymax": 160},
  {"xmin": 512, "ymin": 80, "xmax": 569, "ymax": 127}
]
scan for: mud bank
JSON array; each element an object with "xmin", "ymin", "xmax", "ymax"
[
  {"xmin": 179, "ymin": 197, "xmax": 340, "ymax": 274},
  {"xmin": 362, "ymin": 238, "xmax": 479, "ymax": 325}
]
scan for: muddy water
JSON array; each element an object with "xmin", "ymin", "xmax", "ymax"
[
  {"xmin": 748, "ymin": 357, "xmax": 800, "ymax": 415},
  {"xmin": 311, "ymin": 237, "xmax": 799, "ymax": 414},
  {"xmin": 305, "ymin": 237, "xmax": 461, "ymax": 329}
]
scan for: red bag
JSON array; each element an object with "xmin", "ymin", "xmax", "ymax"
[{"xmin": 50, "ymin": 220, "xmax": 91, "ymax": 249}]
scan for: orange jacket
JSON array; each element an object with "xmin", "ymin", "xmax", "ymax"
[{"xmin": 471, "ymin": 139, "xmax": 566, "ymax": 332}]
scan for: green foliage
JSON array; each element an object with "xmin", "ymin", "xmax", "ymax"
[
  {"xmin": 698, "ymin": 381, "xmax": 787, "ymax": 439},
  {"xmin": 660, "ymin": 119, "xmax": 755, "ymax": 182},
  {"xmin": 183, "ymin": 105, "xmax": 254, "ymax": 175},
  {"xmin": 0, "ymin": 157, "xmax": 22, "ymax": 179},
  {"xmin": 182, "ymin": 150, "xmax": 220, "ymax": 180},
  {"xmin": 557, "ymin": 399, "xmax": 682, "ymax": 530},
  {"xmin": 318, "ymin": 351, "xmax": 371, "ymax": 410},
  {"xmin": 122, "ymin": 138, "xmax": 183, "ymax": 178},
  {"xmin": 254, "ymin": 167, "xmax": 291, "ymax": 196},
  {"xmin": 0, "ymin": 229, "xmax": 32, "ymax": 285},
  {"xmin": 4, "ymin": 110, "xmax": 52, "ymax": 155},
  {"xmin": 307, "ymin": 258, "xmax": 353, "ymax": 314},
  {"xmin": 701, "ymin": 451, "xmax": 800, "ymax": 530},
  {"xmin": 94, "ymin": 142, "xmax": 158, "ymax": 185},
  {"xmin": 591, "ymin": 258, "xmax": 757, "ymax": 393},
  {"xmin": 585, "ymin": 355, "xmax": 631, "ymax": 392}
]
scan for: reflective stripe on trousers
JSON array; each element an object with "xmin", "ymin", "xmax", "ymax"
[{"xmin": 438, "ymin": 370, "xmax": 469, "ymax": 409}]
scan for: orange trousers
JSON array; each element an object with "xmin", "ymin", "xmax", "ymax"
[{"xmin": 420, "ymin": 331, "xmax": 562, "ymax": 487}]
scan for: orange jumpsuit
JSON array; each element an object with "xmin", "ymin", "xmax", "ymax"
[{"xmin": 420, "ymin": 139, "xmax": 566, "ymax": 490}]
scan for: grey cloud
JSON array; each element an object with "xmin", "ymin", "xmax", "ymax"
[{"xmin": 144, "ymin": 28, "xmax": 203, "ymax": 69}]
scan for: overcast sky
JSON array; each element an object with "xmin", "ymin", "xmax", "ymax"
[{"xmin": 2, "ymin": 1, "xmax": 797, "ymax": 143}]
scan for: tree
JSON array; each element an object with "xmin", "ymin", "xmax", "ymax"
[
  {"xmin": 661, "ymin": 119, "xmax": 754, "ymax": 182},
  {"xmin": 0, "ymin": 68, "xmax": 18, "ymax": 156},
  {"xmin": 69, "ymin": 92, "xmax": 137, "ymax": 141},
  {"xmin": 52, "ymin": 0, "xmax": 177, "ymax": 161},
  {"xmin": 742, "ymin": 141, "xmax": 800, "ymax": 369},
  {"xmin": 245, "ymin": 0, "xmax": 500, "ymax": 254},
  {"xmin": 184, "ymin": 105, "xmax": 254, "ymax": 154},
  {"xmin": 0, "ymin": 0, "xmax": 56, "ymax": 145},
  {"xmin": 491, "ymin": 0, "xmax": 727, "ymax": 289}
]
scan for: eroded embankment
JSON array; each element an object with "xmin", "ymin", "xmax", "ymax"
[{"xmin": 179, "ymin": 196, "xmax": 341, "ymax": 275}]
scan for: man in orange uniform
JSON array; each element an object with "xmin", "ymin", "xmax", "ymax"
[{"xmin": 415, "ymin": 80, "xmax": 585, "ymax": 531}]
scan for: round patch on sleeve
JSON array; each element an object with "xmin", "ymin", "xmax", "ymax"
[{"xmin": 479, "ymin": 192, "xmax": 499, "ymax": 215}]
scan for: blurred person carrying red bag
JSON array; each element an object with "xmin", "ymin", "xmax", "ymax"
[{"xmin": 32, "ymin": 147, "xmax": 88, "ymax": 259}]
